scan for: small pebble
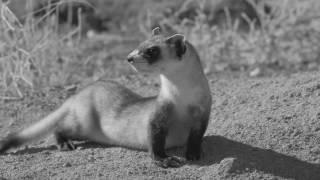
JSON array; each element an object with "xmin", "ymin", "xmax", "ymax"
[
  {"xmin": 77, "ymin": 146, "xmax": 84, "ymax": 150},
  {"xmin": 88, "ymin": 156, "xmax": 95, "ymax": 162},
  {"xmin": 249, "ymin": 67, "xmax": 262, "ymax": 77},
  {"xmin": 63, "ymin": 162, "xmax": 72, "ymax": 167}
]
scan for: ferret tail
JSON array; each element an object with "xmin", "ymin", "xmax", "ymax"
[{"xmin": 0, "ymin": 102, "xmax": 69, "ymax": 153}]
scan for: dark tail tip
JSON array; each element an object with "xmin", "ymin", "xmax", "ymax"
[{"xmin": 0, "ymin": 134, "xmax": 23, "ymax": 154}]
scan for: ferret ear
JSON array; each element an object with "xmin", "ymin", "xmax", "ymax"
[
  {"xmin": 152, "ymin": 27, "xmax": 161, "ymax": 36},
  {"xmin": 165, "ymin": 34, "xmax": 187, "ymax": 59}
]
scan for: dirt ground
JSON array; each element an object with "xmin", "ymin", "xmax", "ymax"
[{"xmin": 1, "ymin": 54, "xmax": 320, "ymax": 179}]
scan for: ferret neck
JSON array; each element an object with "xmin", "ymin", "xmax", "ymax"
[{"xmin": 157, "ymin": 57, "xmax": 209, "ymax": 104}]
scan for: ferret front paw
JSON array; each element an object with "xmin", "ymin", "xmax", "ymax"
[{"xmin": 154, "ymin": 156, "xmax": 186, "ymax": 168}]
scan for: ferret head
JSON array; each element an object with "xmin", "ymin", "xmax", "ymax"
[{"xmin": 127, "ymin": 27, "xmax": 187, "ymax": 75}]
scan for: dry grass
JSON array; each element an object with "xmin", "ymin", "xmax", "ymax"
[
  {"xmin": 0, "ymin": 0, "xmax": 87, "ymax": 99},
  {"xmin": 172, "ymin": 0, "xmax": 320, "ymax": 75}
]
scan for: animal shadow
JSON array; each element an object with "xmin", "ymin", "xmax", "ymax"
[
  {"xmin": 2, "ymin": 145, "xmax": 57, "ymax": 155},
  {"xmin": 199, "ymin": 135, "xmax": 320, "ymax": 180},
  {"xmin": 1, "ymin": 142, "xmax": 109, "ymax": 156}
]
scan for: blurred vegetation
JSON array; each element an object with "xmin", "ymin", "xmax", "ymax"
[
  {"xmin": 0, "ymin": 0, "xmax": 320, "ymax": 99},
  {"xmin": 178, "ymin": 0, "xmax": 320, "ymax": 76}
]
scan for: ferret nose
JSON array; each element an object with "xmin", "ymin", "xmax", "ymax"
[{"xmin": 127, "ymin": 56, "xmax": 134, "ymax": 63}]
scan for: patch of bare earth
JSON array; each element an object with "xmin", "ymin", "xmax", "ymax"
[{"xmin": 0, "ymin": 70, "xmax": 320, "ymax": 179}]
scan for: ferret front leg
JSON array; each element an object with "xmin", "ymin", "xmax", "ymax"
[
  {"xmin": 148, "ymin": 103, "xmax": 185, "ymax": 168},
  {"xmin": 185, "ymin": 128, "xmax": 204, "ymax": 161},
  {"xmin": 186, "ymin": 106, "xmax": 210, "ymax": 161}
]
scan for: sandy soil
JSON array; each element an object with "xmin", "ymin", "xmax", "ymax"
[{"xmin": 1, "ymin": 68, "xmax": 320, "ymax": 179}]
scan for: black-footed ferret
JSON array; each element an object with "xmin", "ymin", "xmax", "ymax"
[{"xmin": 0, "ymin": 27, "xmax": 212, "ymax": 168}]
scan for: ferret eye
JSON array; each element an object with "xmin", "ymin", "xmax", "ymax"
[
  {"xmin": 145, "ymin": 46, "xmax": 160, "ymax": 58},
  {"xmin": 143, "ymin": 46, "xmax": 161, "ymax": 64}
]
